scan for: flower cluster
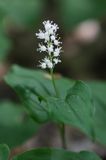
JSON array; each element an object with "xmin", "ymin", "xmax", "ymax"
[{"xmin": 36, "ymin": 20, "xmax": 62, "ymax": 69}]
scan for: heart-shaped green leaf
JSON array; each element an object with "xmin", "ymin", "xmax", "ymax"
[
  {"xmin": 4, "ymin": 65, "xmax": 94, "ymax": 140},
  {"xmin": 4, "ymin": 65, "xmax": 74, "ymax": 123},
  {"xmin": 47, "ymin": 81, "xmax": 93, "ymax": 138}
]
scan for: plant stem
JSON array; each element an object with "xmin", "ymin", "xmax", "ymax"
[
  {"xmin": 59, "ymin": 123, "xmax": 67, "ymax": 149},
  {"xmin": 50, "ymin": 69, "xmax": 67, "ymax": 149},
  {"xmin": 50, "ymin": 68, "xmax": 59, "ymax": 97}
]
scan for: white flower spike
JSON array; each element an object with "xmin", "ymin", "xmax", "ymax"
[{"xmin": 36, "ymin": 20, "xmax": 62, "ymax": 69}]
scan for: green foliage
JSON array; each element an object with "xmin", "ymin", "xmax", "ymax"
[
  {"xmin": 12, "ymin": 148, "xmax": 102, "ymax": 160},
  {"xmin": 88, "ymin": 82, "xmax": 106, "ymax": 145},
  {"xmin": 3, "ymin": 65, "xmax": 106, "ymax": 159},
  {"xmin": 4, "ymin": 65, "xmax": 75, "ymax": 123},
  {"xmin": 47, "ymin": 81, "xmax": 93, "ymax": 138},
  {"xmin": 0, "ymin": 145, "xmax": 101, "ymax": 160},
  {"xmin": 4, "ymin": 65, "xmax": 94, "ymax": 140},
  {"xmin": 0, "ymin": 7, "xmax": 11, "ymax": 61},
  {"xmin": 0, "ymin": 144, "xmax": 9, "ymax": 160},
  {"xmin": 0, "ymin": 0, "xmax": 45, "ymax": 61},
  {"xmin": 0, "ymin": 33, "xmax": 11, "ymax": 61},
  {"xmin": 4, "ymin": 65, "xmax": 106, "ymax": 146},
  {"xmin": 0, "ymin": 0, "xmax": 106, "ymax": 60},
  {"xmin": 58, "ymin": 0, "xmax": 106, "ymax": 31},
  {"xmin": 0, "ymin": 0, "xmax": 44, "ymax": 27},
  {"xmin": 0, "ymin": 101, "xmax": 39, "ymax": 148}
]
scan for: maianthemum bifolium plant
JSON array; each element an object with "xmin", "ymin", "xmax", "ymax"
[
  {"xmin": 36, "ymin": 20, "xmax": 67, "ymax": 148},
  {"xmin": 1, "ymin": 20, "xmax": 103, "ymax": 160}
]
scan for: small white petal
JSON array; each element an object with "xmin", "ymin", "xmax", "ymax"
[
  {"xmin": 43, "ymin": 57, "xmax": 50, "ymax": 64},
  {"xmin": 48, "ymin": 28, "xmax": 54, "ymax": 35},
  {"xmin": 44, "ymin": 32, "xmax": 50, "ymax": 41},
  {"xmin": 54, "ymin": 47, "xmax": 61, "ymax": 57},
  {"xmin": 51, "ymin": 35, "xmax": 55, "ymax": 41},
  {"xmin": 43, "ymin": 57, "xmax": 53, "ymax": 69},
  {"xmin": 48, "ymin": 45, "xmax": 54, "ymax": 53},
  {"xmin": 54, "ymin": 40, "xmax": 59, "ymax": 45},
  {"xmin": 52, "ymin": 23, "xmax": 59, "ymax": 32},
  {"xmin": 38, "ymin": 44, "xmax": 46, "ymax": 52},
  {"xmin": 54, "ymin": 52, "xmax": 59, "ymax": 57},
  {"xmin": 47, "ymin": 62, "xmax": 53, "ymax": 68},
  {"xmin": 43, "ymin": 20, "xmax": 52, "ymax": 31},
  {"xmin": 53, "ymin": 58, "xmax": 61, "ymax": 64},
  {"xmin": 39, "ymin": 62, "xmax": 46, "ymax": 69},
  {"xmin": 36, "ymin": 30, "xmax": 45, "ymax": 39}
]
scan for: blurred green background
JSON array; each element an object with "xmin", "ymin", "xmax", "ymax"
[
  {"xmin": 0, "ymin": 0, "xmax": 106, "ymax": 153},
  {"xmin": 0, "ymin": 0, "xmax": 106, "ymax": 78}
]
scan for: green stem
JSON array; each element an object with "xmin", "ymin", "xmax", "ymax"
[
  {"xmin": 50, "ymin": 68, "xmax": 59, "ymax": 98},
  {"xmin": 60, "ymin": 124, "xmax": 67, "ymax": 149},
  {"xmin": 50, "ymin": 69, "xmax": 67, "ymax": 149}
]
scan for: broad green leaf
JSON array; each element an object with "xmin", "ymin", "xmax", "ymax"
[
  {"xmin": 0, "ymin": 101, "xmax": 39, "ymax": 148},
  {"xmin": 0, "ymin": 144, "xmax": 9, "ymax": 160},
  {"xmin": 4, "ymin": 65, "xmax": 74, "ymax": 123},
  {"xmin": 5, "ymin": 66, "xmax": 106, "ymax": 146},
  {"xmin": 88, "ymin": 82, "xmax": 106, "ymax": 106},
  {"xmin": 13, "ymin": 148, "xmax": 101, "ymax": 160},
  {"xmin": 58, "ymin": 0, "xmax": 106, "ymax": 31},
  {"xmin": 47, "ymin": 81, "xmax": 93, "ymax": 138},
  {"xmin": 88, "ymin": 82, "xmax": 106, "ymax": 145},
  {"xmin": 4, "ymin": 65, "xmax": 94, "ymax": 140},
  {"xmin": 0, "ymin": 145, "xmax": 102, "ymax": 160},
  {"xmin": 4, "ymin": 65, "xmax": 74, "ymax": 98}
]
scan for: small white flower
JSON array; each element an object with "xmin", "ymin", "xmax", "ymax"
[
  {"xmin": 54, "ymin": 40, "xmax": 60, "ymax": 46},
  {"xmin": 43, "ymin": 20, "xmax": 52, "ymax": 31},
  {"xmin": 44, "ymin": 32, "xmax": 50, "ymax": 41},
  {"xmin": 39, "ymin": 62, "xmax": 46, "ymax": 69},
  {"xmin": 38, "ymin": 44, "xmax": 46, "ymax": 52},
  {"xmin": 43, "ymin": 57, "xmax": 50, "ymax": 64},
  {"xmin": 36, "ymin": 30, "xmax": 45, "ymax": 39},
  {"xmin": 51, "ymin": 35, "xmax": 55, "ymax": 41},
  {"xmin": 48, "ymin": 45, "xmax": 54, "ymax": 53},
  {"xmin": 54, "ymin": 47, "xmax": 61, "ymax": 57},
  {"xmin": 53, "ymin": 58, "xmax": 61, "ymax": 64},
  {"xmin": 43, "ymin": 57, "xmax": 53, "ymax": 69},
  {"xmin": 48, "ymin": 28, "xmax": 54, "ymax": 35},
  {"xmin": 52, "ymin": 23, "xmax": 59, "ymax": 32},
  {"xmin": 47, "ymin": 61, "xmax": 53, "ymax": 68}
]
